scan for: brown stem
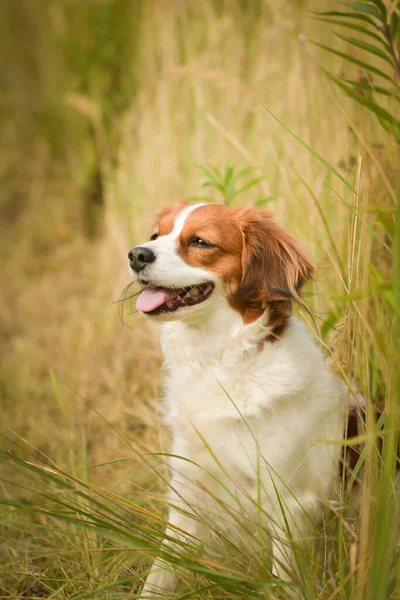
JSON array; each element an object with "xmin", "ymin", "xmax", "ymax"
[{"xmin": 384, "ymin": 25, "xmax": 400, "ymax": 80}]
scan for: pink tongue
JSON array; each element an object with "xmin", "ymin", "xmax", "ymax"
[{"xmin": 136, "ymin": 288, "xmax": 179, "ymax": 313}]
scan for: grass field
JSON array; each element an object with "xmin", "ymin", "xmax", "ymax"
[{"xmin": 0, "ymin": 0, "xmax": 399, "ymax": 598}]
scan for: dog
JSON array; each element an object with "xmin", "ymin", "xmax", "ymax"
[{"xmin": 128, "ymin": 202, "xmax": 348, "ymax": 598}]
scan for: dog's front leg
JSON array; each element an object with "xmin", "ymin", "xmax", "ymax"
[
  {"xmin": 270, "ymin": 496, "xmax": 316, "ymax": 600},
  {"xmin": 271, "ymin": 535, "xmax": 299, "ymax": 598},
  {"xmin": 139, "ymin": 558, "xmax": 175, "ymax": 599},
  {"xmin": 139, "ymin": 507, "xmax": 202, "ymax": 599}
]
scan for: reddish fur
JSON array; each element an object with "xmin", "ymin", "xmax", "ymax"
[
  {"xmin": 153, "ymin": 201, "xmax": 188, "ymax": 236},
  {"xmin": 178, "ymin": 205, "xmax": 244, "ymax": 294},
  {"xmin": 235, "ymin": 209, "xmax": 314, "ymax": 336}
]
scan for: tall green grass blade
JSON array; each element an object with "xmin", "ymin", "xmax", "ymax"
[
  {"xmin": 0, "ymin": 452, "xmax": 168, "ymax": 539},
  {"xmin": 314, "ymin": 17, "xmax": 388, "ymax": 45},
  {"xmin": 311, "ymin": 10, "xmax": 378, "ymax": 27},
  {"xmin": 310, "ymin": 41, "xmax": 395, "ymax": 83},
  {"xmin": 151, "ymin": 452, "xmax": 257, "ymax": 537},
  {"xmin": 72, "ymin": 578, "xmax": 135, "ymax": 600},
  {"xmin": 50, "ymin": 369, "xmax": 68, "ymax": 425},
  {"xmin": 294, "ymin": 167, "xmax": 345, "ymax": 275},
  {"xmin": 263, "ymin": 107, "xmax": 357, "ymax": 194},
  {"xmin": 338, "ymin": 77, "xmax": 400, "ymax": 100},
  {"xmin": 334, "ymin": 32, "xmax": 393, "ymax": 64}
]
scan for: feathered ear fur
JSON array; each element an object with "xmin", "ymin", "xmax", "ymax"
[{"xmin": 237, "ymin": 209, "xmax": 314, "ymax": 306}]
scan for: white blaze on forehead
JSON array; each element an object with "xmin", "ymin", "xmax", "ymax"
[{"xmin": 170, "ymin": 203, "xmax": 207, "ymax": 239}]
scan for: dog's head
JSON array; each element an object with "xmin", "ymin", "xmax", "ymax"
[{"xmin": 128, "ymin": 202, "xmax": 313, "ymax": 330}]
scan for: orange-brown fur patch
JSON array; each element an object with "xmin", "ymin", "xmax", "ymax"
[
  {"xmin": 237, "ymin": 210, "xmax": 314, "ymax": 302},
  {"xmin": 177, "ymin": 205, "xmax": 244, "ymax": 294},
  {"xmin": 234, "ymin": 209, "xmax": 314, "ymax": 338},
  {"xmin": 152, "ymin": 201, "xmax": 188, "ymax": 237}
]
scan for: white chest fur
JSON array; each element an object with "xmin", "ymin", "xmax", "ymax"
[{"xmin": 159, "ymin": 314, "xmax": 346, "ymax": 519}]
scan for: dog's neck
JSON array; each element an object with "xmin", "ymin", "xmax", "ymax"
[{"xmin": 159, "ymin": 296, "xmax": 290, "ymax": 367}]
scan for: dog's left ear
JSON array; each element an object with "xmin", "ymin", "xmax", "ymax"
[{"xmin": 237, "ymin": 209, "xmax": 314, "ymax": 304}]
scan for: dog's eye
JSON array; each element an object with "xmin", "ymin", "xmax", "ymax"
[
  {"xmin": 150, "ymin": 233, "xmax": 159, "ymax": 241},
  {"xmin": 189, "ymin": 237, "xmax": 214, "ymax": 248}
]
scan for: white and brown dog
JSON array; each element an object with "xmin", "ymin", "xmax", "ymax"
[{"xmin": 128, "ymin": 202, "xmax": 348, "ymax": 598}]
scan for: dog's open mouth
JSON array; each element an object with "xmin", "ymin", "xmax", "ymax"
[{"xmin": 136, "ymin": 282, "xmax": 215, "ymax": 315}]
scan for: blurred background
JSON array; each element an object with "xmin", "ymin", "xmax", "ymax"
[{"xmin": 0, "ymin": 1, "xmax": 398, "ymax": 598}]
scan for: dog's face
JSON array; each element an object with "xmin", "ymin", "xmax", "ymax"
[{"xmin": 128, "ymin": 202, "xmax": 313, "ymax": 325}]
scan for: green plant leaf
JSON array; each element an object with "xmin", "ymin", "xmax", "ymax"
[
  {"xmin": 371, "ymin": 0, "xmax": 387, "ymax": 19},
  {"xmin": 313, "ymin": 17, "xmax": 388, "ymax": 46},
  {"xmin": 254, "ymin": 195, "xmax": 278, "ymax": 206},
  {"xmin": 232, "ymin": 166, "xmax": 256, "ymax": 180},
  {"xmin": 321, "ymin": 310, "xmax": 344, "ymax": 337},
  {"xmin": 202, "ymin": 181, "xmax": 225, "ymax": 192},
  {"xmin": 200, "ymin": 163, "xmax": 221, "ymax": 179},
  {"xmin": 196, "ymin": 163, "xmax": 268, "ymax": 205},
  {"xmin": 325, "ymin": 72, "xmax": 400, "ymax": 141},
  {"xmin": 369, "ymin": 264, "xmax": 395, "ymax": 309},
  {"xmin": 196, "ymin": 163, "xmax": 221, "ymax": 185},
  {"xmin": 342, "ymin": 2, "xmax": 381, "ymax": 19},
  {"xmin": 375, "ymin": 212, "xmax": 396, "ymax": 239},
  {"xmin": 338, "ymin": 77, "xmax": 400, "ymax": 99},
  {"xmin": 236, "ymin": 176, "xmax": 266, "ymax": 196},
  {"xmin": 311, "ymin": 10, "xmax": 378, "ymax": 27},
  {"xmin": 197, "ymin": 172, "xmax": 220, "ymax": 188},
  {"xmin": 390, "ymin": 12, "xmax": 399, "ymax": 39},
  {"xmin": 310, "ymin": 41, "xmax": 395, "ymax": 83},
  {"xmin": 223, "ymin": 164, "xmax": 234, "ymax": 185},
  {"xmin": 334, "ymin": 32, "xmax": 394, "ymax": 65}
]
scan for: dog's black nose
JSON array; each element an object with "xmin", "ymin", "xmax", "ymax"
[{"xmin": 128, "ymin": 246, "xmax": 156, "ymax": 272}]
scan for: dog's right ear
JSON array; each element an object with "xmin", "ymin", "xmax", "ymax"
[{"xmin": 237, "ymin": 208, "xmax": 314, "ymax": 305}]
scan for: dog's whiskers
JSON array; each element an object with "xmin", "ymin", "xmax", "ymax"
[{"xmin": 116, "ymin": 282, "xmax": 142, "ymax": 329}]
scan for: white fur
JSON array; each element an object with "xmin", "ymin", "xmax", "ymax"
[{"xmin": 133, "ymin": 207, "xmax": 348, "ymax": 598}]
